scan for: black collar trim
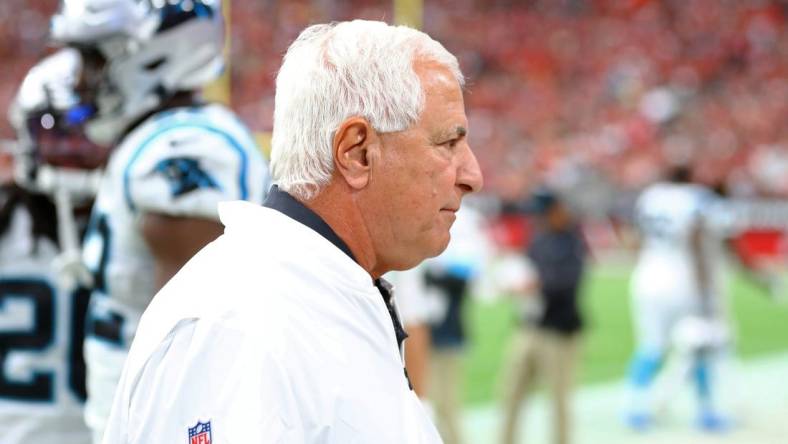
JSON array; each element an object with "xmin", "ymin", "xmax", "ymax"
[{"xmin": 264, "ymin": 185, "xmax": 356, "ymax": 263}]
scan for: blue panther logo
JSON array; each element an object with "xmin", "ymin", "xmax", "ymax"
[{"xmin": 153, "ymin": 157, "xmax": 220, "ymax": 197}]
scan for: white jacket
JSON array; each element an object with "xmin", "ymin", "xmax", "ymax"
[{"xmin": 101, "ymin": 201, "xmax": 441, "ymax": 443}]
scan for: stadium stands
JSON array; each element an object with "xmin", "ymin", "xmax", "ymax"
[{"xmin": 2, "ymin": 0, "xmax": 786, "ymax": 205}]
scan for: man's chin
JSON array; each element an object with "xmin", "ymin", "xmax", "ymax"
[
  {"xmin": 427, "ymin": 232, "xmax": 451, "ymax": 257},
  {"xmin": 391, "ymin": 234, "xmax": 451, "ymax": 272}
]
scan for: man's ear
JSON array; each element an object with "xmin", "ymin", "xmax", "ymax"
[{"xmin": 333, "ymin": 117, "xmax": 379, "ymax": 190}]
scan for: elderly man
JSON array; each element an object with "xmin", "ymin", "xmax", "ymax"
[{"xmin": 101, "ymin": 20, "xmax": 482, "ymax": 443}]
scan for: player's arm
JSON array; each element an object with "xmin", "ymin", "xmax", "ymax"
[
  {"xmin": 691, "ymin": 216, "xmax": 711, "ymax": 316},
  {"xmin": 629, "ymin": 195, "xmax": 649, "ymax": 252},
  {"xmin": 141, "ymin": 213, "xmax": 224, "ymax": 291},
  {"xmin": 127, "ymin": 127, "xmax": 264, "ymax": 291}
]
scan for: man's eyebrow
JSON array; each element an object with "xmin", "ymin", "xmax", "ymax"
[{"xmin": 436, "ymin": 126, "xmax": 467, "ymax": 141}]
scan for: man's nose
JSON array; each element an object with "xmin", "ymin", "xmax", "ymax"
[{"xmin": 457, "ymin": 144, "xmax": 483, "ymax": 194}]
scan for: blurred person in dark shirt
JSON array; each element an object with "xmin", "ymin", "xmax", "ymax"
[{"xmin": 500, "ymin": 189, "xmax": 587, "ymax": 444}]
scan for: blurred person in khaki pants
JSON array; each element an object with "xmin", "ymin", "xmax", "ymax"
[
  {"xmin": 500, "ymin": 189, "xmax": 587, "ymax": 444},
  {"xmin": 390, "ymin": 203, "xmax": 492, "ymax": 444},
  {"xmin": 424, "ymin": 203, "xmax": 490, "ymax": 444}
]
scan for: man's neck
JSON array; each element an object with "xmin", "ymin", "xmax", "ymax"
[{"xmin": 302, "ymin": 183, "xmax": 382, "ymax": 279}]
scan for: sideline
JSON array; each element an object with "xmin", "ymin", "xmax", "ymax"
[{"xmin": 463, "ymin": 352, "xmax": 788, "ymax": 444}]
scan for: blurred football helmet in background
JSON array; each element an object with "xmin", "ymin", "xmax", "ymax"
[
  {"xmin": 50, "ymin": 0, "xmax": 225, "ymax": 146},
  {"xmin": 7, "ymin": 47, "xmax": 109, "ymax": 288},
  {"xmin": 8, "ymin": 47, "xmax": 107, "ymax": 200}
]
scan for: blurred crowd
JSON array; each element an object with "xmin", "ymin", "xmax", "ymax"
[
  {"xmin": 2, "ymin": 0, "xmax": 787, "ymax": 208},
  {"xmin": 426, "ymin": 0, "xmax": 788, "ymax": 203}
]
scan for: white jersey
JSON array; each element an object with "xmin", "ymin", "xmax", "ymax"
[
  {"xmin": 631, "ymin": 182, "xmax": 713, "ymax": 301},
  {"xmin": 81, "ymin": 104, "xmax": 269, "ymax": 439},
  {"xmin": 102, "ymin": 201, "xmax": 441, "ymax": 443},
  {"xmin": 386, "ymin": 265, "xmax": 431, "ymax": 326},
  {"xmin": 425, "ymin": 204, "xmax": 491, "ymax": 279},
  {"xmin": 0, "ymin": 201, "xmax": 91, "ymax": 444}
]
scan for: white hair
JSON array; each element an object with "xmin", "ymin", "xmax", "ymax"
[{"xmin": 270, "ymin": 20, "xmax": 464, "ymax": 200}]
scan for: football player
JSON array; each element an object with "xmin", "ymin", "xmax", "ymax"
[
  {"xmin": 48, "ymin": 0, "xmax": 270, "ymax": 441},
  {"xmin": 625, "ymin": 166, "xmax": 730, "ymax": 431},
  {"xmin": 0, "ymin": 48, "xmax": 106, "ymax": 444}
]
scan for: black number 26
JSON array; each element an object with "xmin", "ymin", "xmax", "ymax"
[{"xmin": 0, "ymin": 278, "xmax": 89, "ymax": 402}]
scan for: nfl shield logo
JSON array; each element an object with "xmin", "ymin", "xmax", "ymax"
[{"xmin": 188, "ymin": 420, "xmax": 212, "ymax": 444}]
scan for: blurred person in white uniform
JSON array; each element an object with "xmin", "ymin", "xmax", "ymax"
[
  {"xmin": 48, "ymin": 0, "xmax": 270, "ymax": 441},
  {"xmin": 0, "ymin": 48, "xmax": 108, "ymax": 444},
  {"xmin": 625, "ymin": 166, "xmax": 731, "ymax": 432}
]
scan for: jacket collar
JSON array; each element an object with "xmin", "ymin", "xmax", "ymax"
[{"xmin": 264, "ymin": 185, "xmax": 356, "ymax": 263}]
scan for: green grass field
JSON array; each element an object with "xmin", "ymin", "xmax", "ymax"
[{"xmin": 462, "ymin": 264, "xmax": 788, "ymax": 406}]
